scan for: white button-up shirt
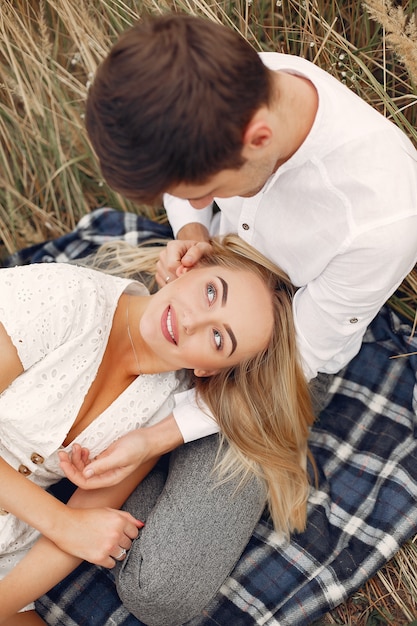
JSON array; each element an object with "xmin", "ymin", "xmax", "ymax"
[{"xmin": 165, "ymin": 52, "xmax": 417, "ymax": 442}]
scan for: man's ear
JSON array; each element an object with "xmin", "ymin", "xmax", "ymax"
[
  {"xmin": 242, "ymin": 118, "xmax": 273, "ymax": 151},
  {"xmin": 193, "ymin": 368, "xmax": 220, "ymax": 378}
]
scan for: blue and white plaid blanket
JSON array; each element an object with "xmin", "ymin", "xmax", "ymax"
[{"xmin": 7, "ymin": 209, "xmax": 417, "ymax": 625}]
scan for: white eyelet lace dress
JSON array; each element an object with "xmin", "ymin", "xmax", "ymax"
[{"xmin": 0, "ymin": 263, "xmax": 184, "ymax": 608}]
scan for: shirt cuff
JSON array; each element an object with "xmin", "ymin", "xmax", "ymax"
[
  {"xmin": 172, "ymin": 388, "xmax": 219, "ymax": 443},
  {"xmin": 163, "ymin": 193, "xmax": 213, "ymax": 238}
]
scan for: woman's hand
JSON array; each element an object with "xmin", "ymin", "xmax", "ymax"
[
  {"xmin": 60, "ymin": 416, "xmax": 184, "ymax": 489},
  {"xmin": 54, "ymin": 506, "xmax": 143, "ymax": 568},
  {"xmin": 59, "ymin": 434, "xmax": 148, "ymax": 490},
  {"xmin": 155, "ymin": 238, "xmax": 213, "ymax": 288}
]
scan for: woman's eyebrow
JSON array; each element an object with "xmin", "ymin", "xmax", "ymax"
[
  {"xmin": 218, "ymin": 276, "xmax": 228, "ymax": 306},
  {"xmin": 217, "ymin": 277, "xmax": 237, "ymax": 356},
  {"xmin": 225, "ymin": 324, "xmax": 237, "ymax": 356}
]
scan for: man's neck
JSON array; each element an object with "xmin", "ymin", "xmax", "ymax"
[{"xmin": 271, "ymin": 70, "xmax": 318, "ymax": 169}]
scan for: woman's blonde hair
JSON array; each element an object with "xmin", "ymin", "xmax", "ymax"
[{"xmin": 90, "ymin": 234, "xmax": 315, "ymax": 536}]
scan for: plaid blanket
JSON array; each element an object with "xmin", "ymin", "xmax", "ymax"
[
  {"xmin": 7, "ymin": 209, "xmax": 417, "ymax": 625},
  {"xmin": 4, "ymin": 207, "xmax": 173, "ymax": 267}
]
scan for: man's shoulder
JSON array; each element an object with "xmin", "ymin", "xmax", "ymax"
[{"xmin": 259, "ymin": 51, "xmax": 317, "ymax": 74}]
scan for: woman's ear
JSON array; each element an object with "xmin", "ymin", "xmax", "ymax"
[
  {"xmin": 176, "ymin": 265, "xmax": 190, "ymax": 277},
  {"xmin": 194, "ymin": 368, "xmax": 220, "ymax": 378}
]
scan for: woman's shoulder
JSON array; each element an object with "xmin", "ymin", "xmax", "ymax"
[
  {"xmin": 0, "ymin": 263, "xmax": 135, "ymax": 370},
  {"xmin": 0, "ymin": 262, "xmax": 133, "ymax": 298},
  {"xmin": 0, "ymin": 263, "xmax": 132, "ymax": 338}
]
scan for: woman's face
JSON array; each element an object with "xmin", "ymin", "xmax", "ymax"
[{"xmin": 139, "ymin": 265, "xmax": 274, "ymax": 376}]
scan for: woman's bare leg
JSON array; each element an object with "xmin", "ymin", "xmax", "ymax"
[
  {"xmin": 2, "ymin": 611, "xmax": 46, "ymax": 626},
  {"xmin": 0, "ymin": 537, "xmax": 81, "ymax": 623}
]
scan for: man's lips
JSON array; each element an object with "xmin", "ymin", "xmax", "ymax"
[{"xmin": 162, "ymin": 305, "xmax": 177, "ymax": 344}]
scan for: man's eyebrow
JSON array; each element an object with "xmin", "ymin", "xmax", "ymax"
[{"xmin": 217, "ymin": 277, "xmax": 237, "ymax": 356}]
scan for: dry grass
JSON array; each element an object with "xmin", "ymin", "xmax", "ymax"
[
  {"xmin": 313, "ymin": 540, "xmax": 417, "ymax": 625},
  {"xmin": 2, "ymin": 1, "xmax": 417, "ymax": 624},
  {"xmin": 2, "ymin": 0, "xmax": 417, "ymax": 255}
]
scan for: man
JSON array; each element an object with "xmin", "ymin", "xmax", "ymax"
[{"xmin": 55, "ymin": 12, "xmax": 417, "ymax": 626}]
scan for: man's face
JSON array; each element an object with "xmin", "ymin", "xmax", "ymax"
[{"xmin": 168, "ymin": 154, "xmax": 277, "ymax": 209}]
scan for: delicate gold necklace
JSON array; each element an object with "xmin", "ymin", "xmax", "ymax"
[{"xmin": 126, "ymin": 296, "xmax": 141, "ymax": 373}]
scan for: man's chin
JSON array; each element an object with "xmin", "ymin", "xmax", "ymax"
[{"xmin": 240, "ymin": 187, "xmax": 263, "ymax": 198}]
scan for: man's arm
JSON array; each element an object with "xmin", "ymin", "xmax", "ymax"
[{"xmin": 294, "ymin": 217, "xmax": 417, "ymax": 381}]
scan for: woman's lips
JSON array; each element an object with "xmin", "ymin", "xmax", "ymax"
[{"xmin": 162, "ymin": 305, "xmax": 177, "ymax": 344}]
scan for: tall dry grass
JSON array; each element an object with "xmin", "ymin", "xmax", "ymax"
[
  {"xmin": 1, "ymin": 0, "xmax": 417, "ymax": 255},
  {"xmin": 1, "ymin": 1, "xmax": 417, "ymax": 624}
]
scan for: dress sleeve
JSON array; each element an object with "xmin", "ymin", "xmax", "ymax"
[{"xmin": 0, "ymin": 264, "xmax": 122, "ymax": 371}]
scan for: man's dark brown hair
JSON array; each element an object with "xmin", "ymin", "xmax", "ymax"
[{"xmin": 86, "ymin": 13, "xmax": 272, "ymax": 204}]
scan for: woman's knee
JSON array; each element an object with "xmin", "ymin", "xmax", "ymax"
[{"xmin": 116, "ymin": 566, "xmax": 207, "ymax": 626}]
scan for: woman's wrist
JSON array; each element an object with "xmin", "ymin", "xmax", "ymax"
[
  {"xmin": 142, "ymin": 415, "xmax": 184, "ymax": 459},
  {"xmin": 37, "ymin": 495, "xmax": 71, "ymax": 544}
]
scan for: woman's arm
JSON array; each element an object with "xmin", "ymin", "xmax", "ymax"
[
  {"xmin": 0, "ymin": 322, "xmax": 141, "ymax": 566},
  {"xmin": 0, "ymin": 460, "xmax": 155, "ymax": 622},
  {"xmin": 0, "ymin": 455, "xmax": 142, "ymax": 566}
]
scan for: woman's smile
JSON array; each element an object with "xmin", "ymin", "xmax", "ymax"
[{"xmin": 162, "ymin": 306, "xmax": 178, "ymax": 345}]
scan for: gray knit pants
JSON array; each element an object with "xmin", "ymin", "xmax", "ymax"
[
  {"xmin": 116, "ymin": 435, "xmax": 267, "ymax": 626},
  {"xmin": 116, "ymin": 374, "xmax": 332, "ymax": 626}
]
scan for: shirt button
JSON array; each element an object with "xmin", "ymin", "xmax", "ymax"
[
  {"xmin": 350, "ymin": 317, "xmax": 359, "ymax": 324},
  {"xmin": 242, "ymin": 223, "xmax": 250, "ymax": 231},
  {"xmin": 31, "ymin": 452, "xmax": 45, "ymax": 464},
  {"xmin": 18, "ymin": 464, "xmax": 32, "ymax": 476}
]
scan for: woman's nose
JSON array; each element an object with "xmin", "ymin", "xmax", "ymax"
[
  {"xmin": 182, "ymin": 311, "xmax": 194, "ymax": 335},
  {"xmin": 182, "ymin": 310, "xmax": 206, "ymax": 335}
]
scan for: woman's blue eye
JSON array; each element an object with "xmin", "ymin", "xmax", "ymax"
[
  {"xmin": 213, "ymin": 329, "xmax": 223, "ymax": 350},
  {"xmin": 207, "ymin": 283, "xmax": 216, "ymax": 304}
]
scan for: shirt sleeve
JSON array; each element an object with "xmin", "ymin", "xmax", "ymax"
[
  {"xmin": 172, "ymin": 387, "xmax": 219, "ymax": 443},
  {"xmin": 163, "ymin": 194, "xmax": 214, "ymax": 238},
  {"xmin": 294, "ymin": 216, "xmax": 417, "ymax": 381}
]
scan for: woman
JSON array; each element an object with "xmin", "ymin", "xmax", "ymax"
[{"xmin": 0, "ymin": 234, "xmax": 314, "ymax": 625}]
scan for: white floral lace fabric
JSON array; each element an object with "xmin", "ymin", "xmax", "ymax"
[{"xmin": 0, "ymin": 263, "xmax": 182, "ymax": 597}]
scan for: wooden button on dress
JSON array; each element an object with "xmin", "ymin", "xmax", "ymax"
[
  {"xmin": 31, "ymin": 452, "xmax": 45, "ymax": 464},
  {"xmin": 18, "ymin": 464, "xmax": 32, "ymax": 476}
]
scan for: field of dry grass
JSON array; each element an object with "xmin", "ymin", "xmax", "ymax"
[{"xmin": 1, "ymin": 1, "xmax": 417, "ymax": 624}]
